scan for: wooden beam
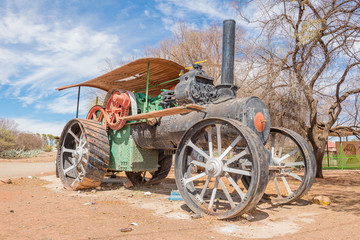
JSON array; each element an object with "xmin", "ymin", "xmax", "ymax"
[{"xmin": 121, "ymin": 104, "xmax": 205, "ymax": 121}]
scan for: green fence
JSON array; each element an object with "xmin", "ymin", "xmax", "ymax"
[{"xmin": 322, "ymin": 155, "xmax": 360, "ymax": 169}]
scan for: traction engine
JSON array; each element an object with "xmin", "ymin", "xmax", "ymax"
[{"xmin": 56, "ymin": 20, "xmax": 316, "ymax": 219}]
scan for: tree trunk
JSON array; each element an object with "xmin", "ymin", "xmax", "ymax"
[
  {"xmin": 308, "ymin": 133, "xmax": 326, "ymax": 178},
  {"xmin": 313, "ymin": 146, "xmax": 325, "ymax": 178}
]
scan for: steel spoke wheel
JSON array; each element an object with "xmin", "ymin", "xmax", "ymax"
[
  {"xmin": 56, "ymin": 119, "xmax": 110, "ymax": 190},
  {"xmin": 247, "ymin": 127, "xmax": 315, "ymax": 204},
  {"xmin": 175, "ymin": 118, "xmax": 269, "ymax": 219}
]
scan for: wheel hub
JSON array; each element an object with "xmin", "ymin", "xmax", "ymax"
[
  {"xmin": 72, "ymin": 146, "xmax": 84, "ymax": 164},
  {"xmin": 205, "ymin": 158, "xmax": 224, "ymax": 177},
  {"xmin": 272, "ymin": 157, "xmax": 284, "ymax": 166}
]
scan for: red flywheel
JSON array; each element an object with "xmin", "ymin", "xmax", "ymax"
[
  {"xmin": 86, "ymin": 105, "xmax": 107, "ymax": 129},
  {"xmin": 104, "ymin": 90, "xmax": 131, "ymax": 130}
]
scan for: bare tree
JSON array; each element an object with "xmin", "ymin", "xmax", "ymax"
[
  {"xmin": 235, "ymin": 0, "xmax": 360, "ymax": 177},
  {"xmin": 0, "ymin": 118, "xmax": 19, "ymax": 133},
  {"xmin": 145, "ymin": 23, "xmax": 244, "ymax": 85}
]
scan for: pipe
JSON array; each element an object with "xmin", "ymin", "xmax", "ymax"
[
  {"xmin": 221, "ymin": 19, "xmax": 236, "ymax": 85},
  {"xmin": 76, "ymin": 86, "xmax": 81, "ymax": 118}
]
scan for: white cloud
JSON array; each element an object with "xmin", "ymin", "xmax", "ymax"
[
  {"xmin": 153, "ymin": 0, "xmax": 270, "ymax": 42},
  {"xmin": 156, "ymin": 1, "xmax": 173, "ymax": 16},
  {"xmin": 47, "ymin": 95, "xmax": 79, "ymax": 115},
  {"xmin": 156, "ymin": 0, "xmax": 240, "ymax": 20},
  {"xmin": 0, "ymin": 3, "xmax": 122, "ymax": 107},
  {"xmin": 46, "ymin": 89, "xmax": 91, "ymax": 116},
  {"xmin": 154, "ymin": 0, "xmax": 250, "ymax": 33},
  {"xmin": 144, "ymin": 9, "xmax": 150, "ymax": 16},
  {"xmin": 12, "ymin": 117, "xmax": 66, "ymax": 136},
  {"xmin": 165, "ymin": 0, "xmax": 233, "ymax": 20}
]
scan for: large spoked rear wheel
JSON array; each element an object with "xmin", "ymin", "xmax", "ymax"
[
  {"xmin": 56, "ymin": 119, "xmax": 110, "ymax": 190},
  {"xmin": 175, "ymin": 118, "xmax": 269, "ymax": 220}
]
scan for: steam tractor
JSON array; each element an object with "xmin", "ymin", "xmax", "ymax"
[{"xmin": 56, "ymin": 20, "xmax": 316, "ymax": 219}]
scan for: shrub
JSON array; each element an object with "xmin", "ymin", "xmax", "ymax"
[
  {"xmin": 0, "ymin": 149, "xmax": 42, "ymax": 158},
  {"xmin": 16, "ymin": 133, "xmax": 45, "ymax": 151},
  {"xmin": 0, "ymin": 128, "xmax": 17, "ymax": 152},
  {"xmin": 44, "ymin": 145, "xmax": 53, "ymax": 152}
]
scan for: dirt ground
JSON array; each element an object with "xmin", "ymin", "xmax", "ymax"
[{"xmin": 0, "ymin": 152, "xmax": 360, "ymax": 240}]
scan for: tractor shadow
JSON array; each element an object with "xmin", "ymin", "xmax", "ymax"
[
  {"xmin": 97, "ymin": 174, "xmax": 317, "ymax": 222},
  {"xmin": 98, "ymin": 174, "xmax": 179, "ymax": 196},
  {"xmin": 93, "ymin": 174, "xmax": 338, "ymax": 224},
  {"xmin": 97, "ymin": 171, "xmax": 360, "ymax": 221}
]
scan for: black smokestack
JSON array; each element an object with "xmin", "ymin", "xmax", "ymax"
[{"xmin": 221, "ymin": 19, "xmax": 236, "ymax": 85}]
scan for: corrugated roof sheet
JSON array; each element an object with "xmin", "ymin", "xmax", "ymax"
[{"xmin": 57, "ymin": 58, "xmax": 188, "ymax": 97}]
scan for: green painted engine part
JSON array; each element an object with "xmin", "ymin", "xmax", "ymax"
[
  {"xmin": 90, "ymin": 91, "xmax": 166, "ymax": 171},
  {"xmin": 134, "ymin": 92, "xmax": 163, "ymax": 114},
  {"xmin": 107, "ymin": 125, "xmax": 159, "ymax": 172}
]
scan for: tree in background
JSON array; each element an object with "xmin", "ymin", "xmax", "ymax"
[
  {"xmin": 0, "ymin": 118, "xmax": 18, "ymax": 133},
  {"xmin": 15, "ymin": 133, "xmax": 44, "ymax": 151},
  {"xmin": 40, "ymin": 133, "xmax": 59, "ymax": 152},
  {"xmin": 0, "ymin": 118, "xmax": 54, "ymax": 157},
  {"xmin": 0, "ymin": 128, "xmax": 17, "ymax": 152},
  {"xmin": 145, "ymin": 23, "xmax": 246, "ymax": 86},
  {"xmin": 234, "ymin": 0, "xmax": 360, "ymax": 177},
  {"xmin": 47, "ymin": 134, "xmax": 55, "ymax": 146},
  {"xmin": 0, "ymin": 118, "xmax": 18, "ymax": 152}
]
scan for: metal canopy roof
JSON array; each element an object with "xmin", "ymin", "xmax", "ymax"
[{"xmin": 57, "ymin": 58, "xmax": 188, "ymax": 97}]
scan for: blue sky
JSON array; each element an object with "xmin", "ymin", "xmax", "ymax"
[{"xmin": 0, "ymin": 0, "xmax": 244, "ymax": 136}]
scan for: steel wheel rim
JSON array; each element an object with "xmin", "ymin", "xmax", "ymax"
[
  {"xmin": 265, "ymin": 128, "xmax": 314, "ymax": 203},
  {"xmin": 60, "ymin": 121, "xmax": 89, "ymax": 189}
]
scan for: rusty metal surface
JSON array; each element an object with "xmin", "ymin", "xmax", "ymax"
[
  {"xmin": 132, "ymin": 96, "xmax": 271, "ymax": 150},
  {"xmin": 57, "ymin": 58, "xmax": 188, "ymax": 97},
  {"xmin": 56, "ymin": 119, "xmax": 110, "ymax": 190}
]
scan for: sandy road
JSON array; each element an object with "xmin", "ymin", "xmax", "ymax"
[
  {"xmin": 0, "ymin": 152, "xmax": 56, "ymax": 178},
  {"xmin": 0, "ymin": 162, "xmax": 55, "ymax": 178}
]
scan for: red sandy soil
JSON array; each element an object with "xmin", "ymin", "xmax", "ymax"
[{"xmin": 0, "ymin": 152, "xmax": 359, "ymax": 240}]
